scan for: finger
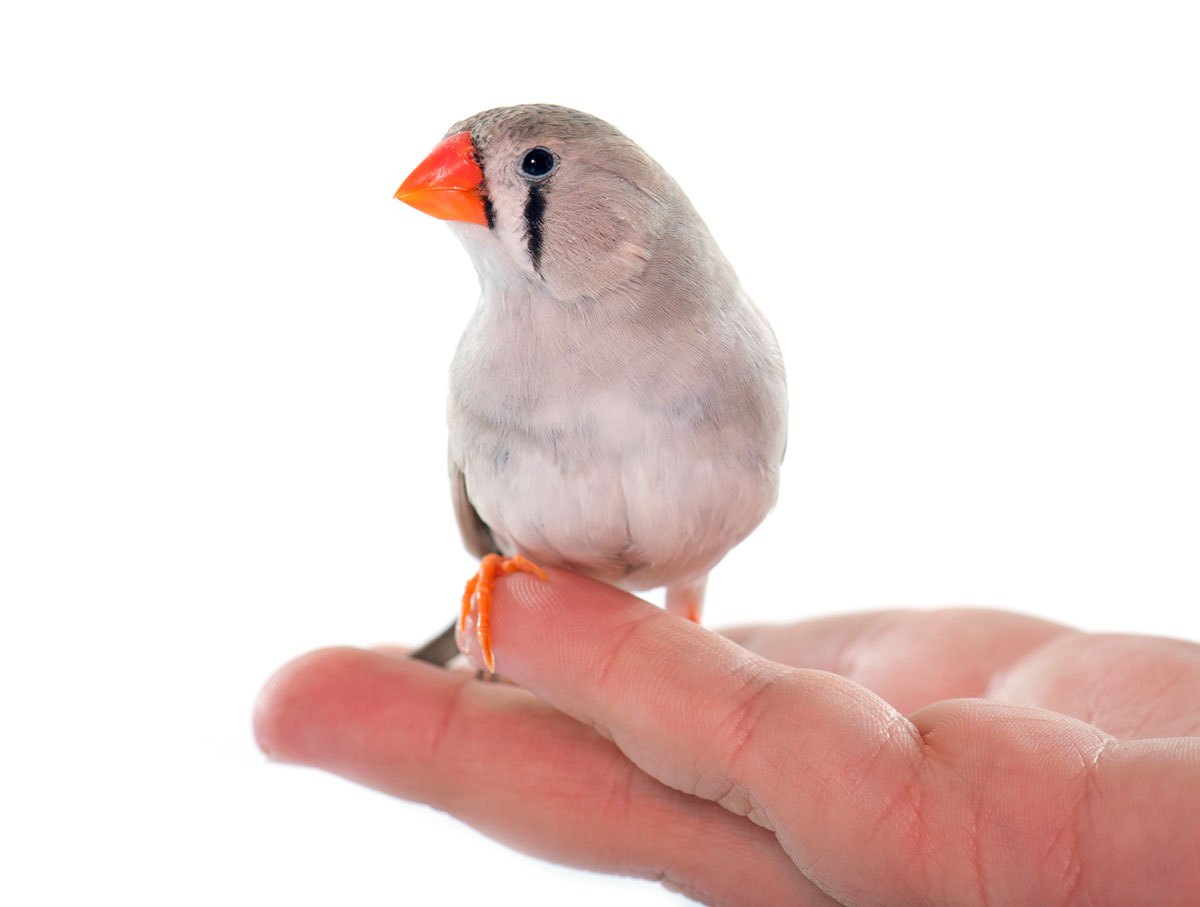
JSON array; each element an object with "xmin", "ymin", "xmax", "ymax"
[
  {"xmin": 481, "ymin": 569, "xmax": 1200, "ymax": 904},
  {"xmin": 723, "ymin": 608, "xmax": 1073, "ymax": 714},
  {"xmin": 987, "ymin": 631, "xmax": 1200, "ymax": 738},
  {"xmin": 253, "ymin": 647, "xmax": 834, "ymax": 906}
]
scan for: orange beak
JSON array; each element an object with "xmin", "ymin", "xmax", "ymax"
[{"xmin": 394, "ymin": 131, "xmax": 488, "ymax": 226}]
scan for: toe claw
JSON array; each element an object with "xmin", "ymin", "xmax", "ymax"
[{"xmin": 460, "ymin": 553, "xmax": 546, "ymax": 673}]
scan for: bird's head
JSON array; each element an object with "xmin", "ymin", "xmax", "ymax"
[{"xmin": 395, "ymin": 104, "xmax": 685, "ymax": 301}]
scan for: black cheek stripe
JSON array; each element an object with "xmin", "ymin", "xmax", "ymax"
[
  {"xmin": 471, "ymin": 138, "xmax": 496, "ymax": 231},
  {"xmin": 523, "ymin": 184, "xmax": 546, "ymax": 273}
]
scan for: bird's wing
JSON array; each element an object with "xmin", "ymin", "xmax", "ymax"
[{"xmin": 451, "ymin": 461, "xmax": 500, "ymax": 558}]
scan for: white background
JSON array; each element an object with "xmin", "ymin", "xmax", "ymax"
[{"xmin": 3, "ymin": 2, "xmax": 1198, "ymax": 904}]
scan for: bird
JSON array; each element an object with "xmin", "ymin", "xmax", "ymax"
[{"xmin": 393, "ymin": 104, "xmax": 788, "ymax": 672}]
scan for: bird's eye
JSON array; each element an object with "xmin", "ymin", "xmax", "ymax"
[{"xmin": 520, "ymin": 147, "xmax": 556, "ymax": 178}]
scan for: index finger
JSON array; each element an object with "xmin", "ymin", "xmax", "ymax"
[
  {"xmin": 480, "ymin": 568, "xmax": 904, "ymax": 815},
  {"xmin": 481, "ymin": 570, "xmax": 908, "ymax": 825}
]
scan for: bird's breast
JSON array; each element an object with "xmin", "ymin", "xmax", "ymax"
[
  {"xmin": 448, "ymin": 370, "xmax": 782, "ymax": 591},
  {"xmin": 446, "ymin": 282, "xmax": 786, "ymax": 589}
]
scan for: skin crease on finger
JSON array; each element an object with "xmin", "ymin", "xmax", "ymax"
[{"xmin": 256, "ymin": 571, "xmax": 1200, "ymax": 905}]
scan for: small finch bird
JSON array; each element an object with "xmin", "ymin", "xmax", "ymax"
[{"xmin": 395, "ymin": 104, "xmax": 787, "ymax": 671}]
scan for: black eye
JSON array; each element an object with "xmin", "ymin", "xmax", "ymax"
[{"xmin": 520, "ymin": 147, "xmax": 556, "ymax": 178}]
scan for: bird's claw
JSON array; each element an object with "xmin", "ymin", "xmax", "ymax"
[{"xmin": 461, "ymin": 553, "xmax": 547, "ymax": 672}]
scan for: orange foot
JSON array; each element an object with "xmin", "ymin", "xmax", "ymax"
[{"xmin": 461, "ymin": 553, "xmax": 547, "ymax": 672}]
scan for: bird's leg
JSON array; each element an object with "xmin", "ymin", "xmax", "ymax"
[
  {"xmin": 665, "ymin": 574, "xmax": 708, "ymax": 623},
  {"xmin": 461, "ymin": 553, "xmax": 547, "ymax": 672}
]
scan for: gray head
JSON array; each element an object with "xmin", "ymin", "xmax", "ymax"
[{"xmin": 398, "ymin": 104, "xmax": 702, "ymax": 301}]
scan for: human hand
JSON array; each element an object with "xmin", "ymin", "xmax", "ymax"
[{"xmin": 254, "ymin": 569, "xmax": 1200, "ymax": 905}]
